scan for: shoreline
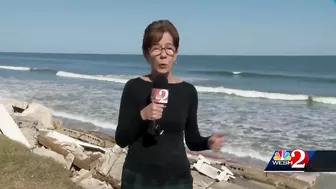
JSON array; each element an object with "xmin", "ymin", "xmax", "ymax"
[
  {"xmin": 56, "ymin": 115, "xmax": 269, "ymax": 167},
  {"xmin": 0, "ymin": 98, "xmax": 330, "ymax": 189}
]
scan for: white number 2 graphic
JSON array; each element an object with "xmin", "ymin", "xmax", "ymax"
[
  {"xmin": 291, "ymin": 149, "xmax": 306, "ymax": 168},
  {"xmin": 158, "ymin": 89, "xmax": 169, "ymax": 103}
]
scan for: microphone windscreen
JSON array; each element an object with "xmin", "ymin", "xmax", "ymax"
[
  {"xmin": 151, "ymin": 75, "xmax": 169, "ymax": 104},
  {"xmin": 153, "ymin": 74, "xmax": 168, "ymax": 89}
]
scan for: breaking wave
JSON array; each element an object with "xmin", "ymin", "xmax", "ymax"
[
  {"xmin": 52, "ymin": 110, "xmax": 117, "ymax": 130},
  {"xmin": 30, "ymin": 68, "xmax": 59, "ymax": 74},
  {"xmin": 1, "ymin": 65, "xmax": 336, "ymax": 105},
  {"xmin": 190, "ymin": 70, "xmax": 336, "ymax": 83},
  {"xmin": 0, "ymin": 65, "xmax": 30, "ymax": 71}
]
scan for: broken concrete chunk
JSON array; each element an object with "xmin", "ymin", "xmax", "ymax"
[
  {"xmin": 78, "ymin": 177, "xmax": 113, "ymax": 189},
  {"xmin": 32, "ymin": 147, "xmax": 70, "ymax": 169},
  {"xmin": 0, "ymin": 98, "xmax": 29, "ymax": 112},
  {"xmin": 44, "ymin": 130, "xmax": 107, "ymax": 153},
  {"xmin": 209, "ymin": 181, "xmax": 249, "ymax": 189},
  {"xmin": 12, "ymin": 114, "xmax": 43, "ymax": 129},
  {"xmin": 97, "ymin": 148, "xmax": 126, "ymax": 181},
  {"xmin": 295, "ymin": 172, "xmax": 319, "ymax": 187},
  {"xmin": 72, "ymin": 169, "xmax": 113, "ymax": 189},
  {"xmin": 53, "ymin": 119, "xmax": 63, "ymax": 129},
  {"xmin": 21, "ymin": 102, "xmax": 54, "ymax": 129},
  {"xmin": 58, "ymin": 142, "xmax": 87, "ymax": 159},
  {"xmin": 20, "ymin": 127, "xmax": 39, "ymax": 147},
  {"xmin": 111, "ymin": 145, "xmax": 123, "ymax": 153},
  {"xmin": 0, "ymin": 104, "xmax": 31, "ymax": 148},
  {"xmin": 193, "ymin": 154, "xmax": 235, "ymax": 182},
  {"xmin": 4, "ymin": 104, "xmax": 14, "ymax": 114},
  {"xmin": 65, "ymin": 153, "xmax": 75, "ymax": 170},
  {"xmin": 191, "ymin": 170, "xmax": 215, "ymax": 188}
]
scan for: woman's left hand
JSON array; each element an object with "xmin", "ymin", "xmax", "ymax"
[{"xmin": 208, "ymin": 133, "xmax": 224, "ymax": 152}]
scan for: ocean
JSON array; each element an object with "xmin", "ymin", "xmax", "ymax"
[{"xmin": 0, "ymin": 52, "xmax": 335, "ymax": 187}]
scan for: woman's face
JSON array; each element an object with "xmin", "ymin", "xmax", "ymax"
[{"xmin": 147, "ymin": 32, "xmax": 177, "ymax": 75}]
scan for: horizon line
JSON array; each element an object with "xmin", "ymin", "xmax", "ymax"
[{"xmin": 0, "ymin": 51, "xmax": 335, "ymax": 57}]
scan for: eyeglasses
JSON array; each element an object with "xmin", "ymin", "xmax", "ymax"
[{"xmin": 149, "ymin": 45, "xmax": 176, "ymax": 56}]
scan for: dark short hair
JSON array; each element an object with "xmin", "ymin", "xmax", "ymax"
[{"xmin": 142, "ymin": 20, "xmax": 180, "ymax": 57}]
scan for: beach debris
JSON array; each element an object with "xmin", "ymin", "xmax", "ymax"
[
  {"xmin": 21, "ymin": 102, "xmax": 54, "ymax": 129},
  {"xmin": 192, "ymin": 154, "xmax": 235, "ymax": 182},
  {"xmin": 0, "ymin": 104, "xmax": 31, "ymax": 148},
  {"xmin": 32, "ymin": 147, "xmax": 75, "ymax": 170},
  {"xmin": 36, "ymin": 130, "xmax": 122, "ymax": 189},
  {"xmin": 72, "ymin": 169, "xmax": 114, "ymax": 189},
  {"xmin": 42, "ymin": 129, "xmax": 107, "ymax": 153},
  {"xmin": 0, "ymin": 98, "xmax": 29, "ymax": 113},
  {"xmin": 0, "ymin": 99, "xmax": 319, "ymax": 189},
  {"xmin": 55, "ymin": 127, "xmax": 111, "ymax": 148}
]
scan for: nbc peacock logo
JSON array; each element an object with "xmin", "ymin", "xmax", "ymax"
[{"xmin": 273, "ymin": 150, "xmax": 291, "ymax": 161}]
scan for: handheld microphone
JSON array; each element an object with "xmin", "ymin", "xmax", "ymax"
[{"xmin": 147, "ymin": 74, "xmax": 169, "ymax": 136}]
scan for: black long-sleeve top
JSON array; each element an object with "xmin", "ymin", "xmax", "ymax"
[{"xmin": 115, "ymin": 77, "xmax": 210, "ymax": 180}]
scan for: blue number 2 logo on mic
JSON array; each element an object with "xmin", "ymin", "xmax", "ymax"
[
  {"xmin": 151, "ymin": 89, "xmax": 169, "ymax": 104},
  {"xmin": 264, "ymin": 149, "xmax": 315, "ymax": 172}
]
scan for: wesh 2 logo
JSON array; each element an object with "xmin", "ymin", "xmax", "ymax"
[
  {"xmin": 272, "ymin": 149, "xmax": 309, "ymax": 168},
  {"xmin": 151, "ymin": 89, "xmax": 169, "ymax": 104},
  {"xmin": 264, "ymin": 149, "xmax": 312, "ymax": 172}
]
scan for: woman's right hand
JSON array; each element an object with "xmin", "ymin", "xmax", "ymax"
[{"xmin": 140, "ymin": 102, "xmax": 166, "ymax": 120}]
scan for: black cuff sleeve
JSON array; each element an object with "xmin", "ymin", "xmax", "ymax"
[
  {"xmin": 115, "ymin": 80, "xmax": 148, "ymax": 148},
  {"xmin": 184, "ymin": 85, "xmax": 210, "ymax": 151}
]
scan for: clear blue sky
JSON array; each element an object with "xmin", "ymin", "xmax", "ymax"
[{"xmin": 0, "ymin": 0, "xmax": 335, "ymax": 55}]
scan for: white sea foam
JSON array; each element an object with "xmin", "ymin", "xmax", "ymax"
[
  {"xmin": 220, "ymin": 145, "xmax": 271, "ymax": 162},
  {"xmin": 195, "ymin": 86, "xmax": 336, "ymax": 104},
  {"xmin": 52, "ymin": 110, "xmax": 117, "ymax": 130},
  {"xmin": 56, "ymin": 71, "xmax": 129, "ymax": 84},
  {"xmin": 0, "ymin": 65, "xmax": 30, "ymax": 70},
  {"xmin": 232, "ymin": 71, "xmax": 242, "ymax": 75},
  {"xmin": 1, "ymin": 65, "xmax": 336, "ymax": 105},
  {"xmin": 313, "ymin": 97, "xmax": 336, "ymax": 105},
  {"xmin": 56, "ymin": 70, "xmax": 336, "ymax": 105}
]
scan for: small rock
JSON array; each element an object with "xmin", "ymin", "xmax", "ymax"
[{"xmin": 53, "ymin": 119, "xmax": 63, "ymax": 129}]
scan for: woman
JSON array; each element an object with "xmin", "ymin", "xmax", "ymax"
[{"xmin": 115, "ymin": 19, "xmax": 224, "ymax": 189}]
